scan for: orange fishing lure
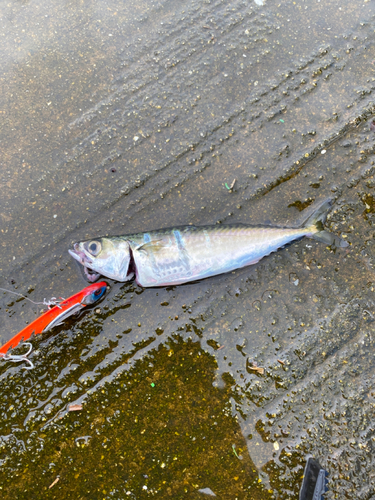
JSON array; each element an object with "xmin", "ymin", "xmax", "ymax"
[{"xmin": 0, "ymin": 281, "xmax": 107, "ymax": 369}]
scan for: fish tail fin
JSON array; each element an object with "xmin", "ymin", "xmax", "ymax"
[{"xmin": 302, "ymin": 199, "xmax": 349, "ymax": 248}]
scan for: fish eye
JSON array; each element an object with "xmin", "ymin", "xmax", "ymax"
[{"xmin": 87, "ymin": 240, "xmax": 101, "ymax": 256}]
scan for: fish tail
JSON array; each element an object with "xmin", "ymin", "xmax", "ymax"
[{"xmin": 302, "ymin": 199, "xmax": 348, "ymax": 248}]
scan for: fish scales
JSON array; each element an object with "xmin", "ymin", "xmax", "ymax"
[
  {"xmin": 68, "ymin": 200, "xmax": 348, "ymax": 286},
  {"xmin": 125, "ymin": 225, "xmax": 307, "ymax": 287}
]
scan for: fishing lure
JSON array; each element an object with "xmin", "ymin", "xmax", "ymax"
[{"xmin": 0, "ymin": 281, "xmax": 108, "ymax": 369}]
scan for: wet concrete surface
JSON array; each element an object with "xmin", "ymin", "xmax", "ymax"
[{"xmin": 1, "ymin": 0, "xmax": 375, "ymax": 498}]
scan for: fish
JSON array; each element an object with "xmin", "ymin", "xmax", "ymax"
[
  {"xmin": 68, "ymin": 200, "xmax": 348, "ymax": 287},
  {"xmin": 0, "ymin": 282, "xmax": 107, "ymax": 360}
]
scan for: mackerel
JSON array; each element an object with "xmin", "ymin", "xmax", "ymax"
[{"xmin": 68, "ymin": 200, "xmax": 348, "ymax": 286}]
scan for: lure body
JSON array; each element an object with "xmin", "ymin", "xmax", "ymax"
[
  {"xmin": 69, "ymin": 200, "xmax": 348, "ymax": 287},
  {"xmin": 0, "ymin": 281, "xmax": 107, "ymax": 355}
]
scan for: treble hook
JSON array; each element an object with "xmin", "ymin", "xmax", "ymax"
[
  {"xmin": 43, "ymin": 297, "xmax": 65, "ymax": 309},
  {"xmin": 1, "ymin": 342, "xmax": 34, "ymax": 370}
]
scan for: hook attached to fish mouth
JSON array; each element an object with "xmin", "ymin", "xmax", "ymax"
[{"xmin": 0, "ymin": 342, "xmax": 35, "ymax": 370}]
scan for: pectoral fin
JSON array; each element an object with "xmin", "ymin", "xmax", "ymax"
[{"xmin": 134, "ymin": 239, "xmax": 168, "ymax": 254}]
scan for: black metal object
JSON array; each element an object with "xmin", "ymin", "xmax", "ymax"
[{"xmin": 299, "ymin": 457, "xmax": 328, "ymax": 500}]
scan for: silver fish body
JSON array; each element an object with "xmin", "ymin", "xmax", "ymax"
[
  {"xmin": 128, "ymin": 224, "xmax": 306, "ymax": 286},
  {"xmin": 69, "ymin": 200, "xmax": 348, "ymax": 286}
]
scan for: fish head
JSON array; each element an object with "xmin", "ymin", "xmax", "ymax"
[{"xmin": 69, "ymin": 237, "xmax": 132, "ymax": 282}]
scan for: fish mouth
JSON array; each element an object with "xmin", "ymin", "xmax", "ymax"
[{"xmin": 68, "ymin": 244, "xmax": 101, "ymax": 283}]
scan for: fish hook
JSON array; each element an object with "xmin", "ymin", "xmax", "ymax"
[
  {"xmin": 0, "ymin": 287, "xmax": 64, "ymax": 310},
  {"xmin": 1, "ymin": 342, "xmax": 34, "ymax": 370},
  {"xmin": 42, "ymin": 297, "xmax": 65, "ymax": 309}
]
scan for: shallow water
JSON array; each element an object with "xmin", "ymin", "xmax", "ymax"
[{"xmin": 1, "ymin": 0, "xmax": 375, "ymax": 498}]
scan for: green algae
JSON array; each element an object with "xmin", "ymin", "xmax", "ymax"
[{"xmin": 0, "ymin": 336, "xmax": 273, "ymax": 499}]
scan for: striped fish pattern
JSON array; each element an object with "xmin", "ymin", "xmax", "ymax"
[{"xmin": 69, "ymin": 200, "xmax": 348, "ymax": 287}]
